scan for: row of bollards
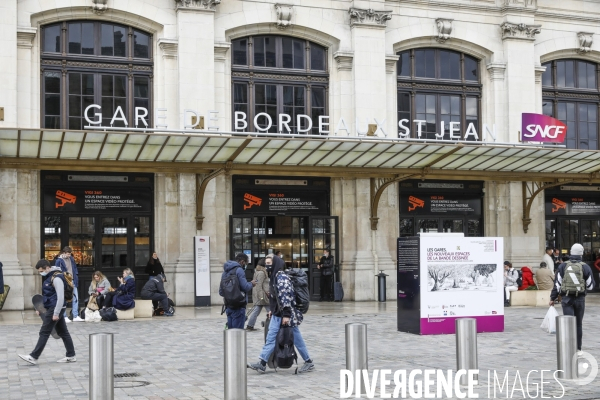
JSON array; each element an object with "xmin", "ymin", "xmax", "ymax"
[{"xmin": 87, "ymin": 315, "xmax": 579, "ymax": 399}]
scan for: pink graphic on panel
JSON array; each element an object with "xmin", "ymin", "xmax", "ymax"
[{"xmin": 521, "ymin": 113, "xmax": 567, "ymax": 143}]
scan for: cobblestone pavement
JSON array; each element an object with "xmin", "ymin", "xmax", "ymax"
[{"xmin": 0, "ymin": 297, "xmax": 599, "ymax": 400}]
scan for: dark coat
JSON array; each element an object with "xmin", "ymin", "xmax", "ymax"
[
  {"xmin": 145, "ymin": 258, "xmax": 164, "ymax": 276},
  {"xmin": 141, "ymin": 277, "xmax": 166, "ymax": 299},
  {"xmin": 55, "ymin": 256, "xmax": 79, "ymax": 286},
  {"xmin": 218, "ymin": 260, "xmax": 253, "ymax": 308},
  {"xmin": 113, "ymin": 277, "xmax": 136, "ymax": 310},
  {"xmin": 0, "ymin": 261, "xmax": 3, "ymax": 294}
]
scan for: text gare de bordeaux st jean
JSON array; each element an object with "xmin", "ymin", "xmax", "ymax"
[{"xmin": 82, "ymin": 104, "xmax": 567, "ymax": 142}]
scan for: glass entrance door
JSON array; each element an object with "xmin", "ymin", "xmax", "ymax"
[{"xmin": 309, "ymin": 216, "xmax": 339, "ymax": 300}]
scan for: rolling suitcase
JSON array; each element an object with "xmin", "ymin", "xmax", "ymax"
[{"xmin": 333, "ymin": 270, "xmax": 344, "ymax": 302}]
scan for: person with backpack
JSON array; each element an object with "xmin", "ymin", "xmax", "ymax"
[
  {"xmin": 55, "ymin": 246, "xmax": 83, "ymax": 322},
  {"xmin": 550, "ymin": 243, "xmax": 595, "ymax": 353},
  {"xmin": 18, "ymin": 260, "xmax": 76, "ymax": 365},
  {"xmin": 503, "ymin": 261, "xmax": 519, "ymax": 307},
  {"xmin": 247, "ymin": 254, "xmax": 315, "ymax": 374},
  {"xmin": 219, "ymin": 253, "xmax": 256, "ymax": 329}
]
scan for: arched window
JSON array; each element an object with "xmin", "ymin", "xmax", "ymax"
[
  {"xmin": 397, "ymin": 48, "xmax": 481, "ymax": 140},
  {"xmin": 231, "ymin": 36, "xmax": 328, "ymax": 134},
  {"xmin": 41, "ymin": 21, "xmax": 153, "ymax": 130},
  {"xmin": 542, "ymin": 60, "xmax": 598, "ymax": 149}
]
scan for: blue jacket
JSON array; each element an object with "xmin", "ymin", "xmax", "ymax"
[
  {"xmin": 42, "ymin": 266, "xmax": 67, "ymax": 312},
  {"xmin": 113, "ymin": 277, "xmax": 136, "ymax": 310},
  {"xmin": 55, "ymin": 256, "xmax": 79, "ymax": 286},
  {"xmin": 218, "ymin": 260, "xmax": 253, "ymax": 307}
]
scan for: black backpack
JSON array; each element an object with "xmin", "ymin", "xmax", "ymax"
[
  {"xmin": 220, "ymin": 267, "xmax": 246, "ymax": 309},
  {"xmin": 51, "ymin": 272, "xmax": 74, "ymax": 303},
  {"xmin": 286, "ymin": 269, "xmax": 310, "ymax": 314},
  {"xmin": 274, "ymin": 325, "xmax": 298, "ymax": 372},
  {"xmin": 516, "ymin": 270, "xmax": 523, "ymax": 287},
  {"xmin": 99, "ymin": 307, "xmax": 118, "ymax": 321}
]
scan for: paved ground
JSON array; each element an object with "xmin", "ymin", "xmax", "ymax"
[{"xmin": 0, "ymin": 297, "xmax": 599, "ymax": 400}]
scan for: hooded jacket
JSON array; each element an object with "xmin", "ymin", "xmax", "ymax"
[
  {"xmin": 55, "ymin": 255, "xmax": 79, "ymax": 286},
  {"xmin": 219, "ymin": 260, "xmax": 253, "ymax": 308},
  {"xmin": 267, "ymin": 256, "xmax": 303, "ymax": 326},
  {"xmin": 551, "ymin": 255, "xmax": 595, "ymax": 300},
  {"xmin": 141, "ymin": 276, "xmax": 166, "ymax": 298},
  {"xmin": 519, "ymin": 267, "xmax": 535, "ymax": 290},
  {"xmin": 89, "ymin": 277, "xmax": 111, "ymax": 296}
]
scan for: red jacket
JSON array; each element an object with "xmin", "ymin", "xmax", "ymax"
[{"xmin": 519, "ymin": 267, "xmax": 535, "ymax": 290}]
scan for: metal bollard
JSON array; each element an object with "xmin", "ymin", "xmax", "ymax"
[
  {"xmin": 455, "ymin": 318, "xmax": 478, "ymax": 386},
  {"xmin": 89, "ymin": 333, "xmax": 114, "ymax": 400},
  {"xmin": 376, "ymin": 272, "xmax": 388, "ymax": 302},
  {"xmin": 345, "ymin": 323, "xmax": 368, "ymax": 395},
  {"xmin": 556, "ymin": 315, "xmax": 577, "ymax": 379},
  {"xmin": 224, "ymin": 328, "xmax": 247, "ymax": 400}
]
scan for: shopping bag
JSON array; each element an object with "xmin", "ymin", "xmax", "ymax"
[{"xmin": 540, "ymin": 306, "xmax": 558, "ymax": 334}]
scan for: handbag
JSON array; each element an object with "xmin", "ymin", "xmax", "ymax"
[
  {"xmin": 85, "ymin": 307, "xmax": 102, "ymax": 322},
  {"xmin": 87, "ymin": 296, "xmax": 99, "ymax": 311},
  {"xmin": 99, "ymin": 307, "xmax": 118, "ymax": 322}
]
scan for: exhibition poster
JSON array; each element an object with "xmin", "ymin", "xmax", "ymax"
[{"xmin": 194, "ymin": 236, "xmax": 211, "ymax": 306}]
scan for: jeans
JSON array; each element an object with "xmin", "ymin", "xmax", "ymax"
[
  {"xmin": 561, "ymin": 296, "xmax": 586, "ymax": 351},
  {"xmin": 143, "ymin": 293, "xmax": 169, "ymax": 311},
  {"xmin": 31, "ymin": 307, "xmax": 75, "ymax": 359},
  {"xmin": 259, "ymin": 314, "xmax": 310, "ymax": 363},
  {"xmin": 64, "ymin": 287, "xmax": 79, "ymax": 318},
  {"xmin": 226, "ymin": 307, "xmax": 246, "ymax": 329},
  {"xmin": 247, "ymin": 304, "xmax": 270, "ymax": 328},
  {"xmin": 504, "ymin": 285, "xmax": 518, "ymax": 301}
]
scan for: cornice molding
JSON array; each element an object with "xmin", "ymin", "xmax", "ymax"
[
  {"xmin": 385, "ymin": 55, "xmax": 399, "ymax": 74},
  {"xmin": 334, "ymin": 51, "xmax": 354, "ymax": 72},
  {"xmin": 486, "ymin": 62, "xmax": 507, "ymax": 82},
  {"xmin": 17, "ymin": 27, "xmax": 37, "ymax": 49},
  {"xmin": 435, "ymin": 18, "xmax": 453, "ymax": 44},
  {"xmin": 348, "ymin": 8, "xmax": 392, "ymax": 28},
  {"xmin": 577, "ymin": 32, "xmax": 593, "ymax": 54},
  {"xmin": 158, "ymin": 38, "xmax": 178, "ymax": 59},
  {"xmin": 175, "ymin": 0, "xmax": 220, "ymax": 11},
  {"xmin": 500, "ymin": 22, "xmax": 541, "ymax": 41},
  {"xmin": 274, "ymin": 4, "xmax": 293, "ymax": 30}
]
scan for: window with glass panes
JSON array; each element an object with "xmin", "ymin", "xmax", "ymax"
[
  {"xmin": 41, "ymin": 21, "xmax": 152, "ymax": 130},
  {"xmin": 541, "ymin": 59, "xmax": 599, "ymax": 150},
  {"xmin": 231, "ymin": 36, "xmax": 328, "ymax": 134},
  {"xmin": 397, "ymin": 48, "xmax": 481, "ymax": 140}
]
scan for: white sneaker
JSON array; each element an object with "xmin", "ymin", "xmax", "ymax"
[
  {"xmin": 18, "ymin": 354, "xmax": 38, "ymax": 365},
  {"xmin": 65, "ymin": 318, "xmax": 72, "ymax": 323},
  {"xmin": 577, "ymin": 350, "xmax": 584, "ymax": 357},
  {"xmin": 72, "ymin": 316, "xmax": 84, "ymax": 322},
  {"xmin": 57, "ymin": 356, "xmax": 76, "ymax": 363}
]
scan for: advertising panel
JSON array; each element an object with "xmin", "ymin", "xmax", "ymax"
[
  {"xmin": 43, "ymin": 187, "xmax": 152, "ymax": 212},
  {"xmin": 545, "ymin": 196, "xmax": 600, "ymax": 215},
  {"xmin": 232, "ymin": 189, "xmax": 329, "ymax": 215},
  {"xmin": 194, "ymin": 236, "xmax": 211, "ymax": 306},
  {"xmin": 400, "ymin": 194, "xmax": 481, "ymax": 215},
  {"xmin": 398, "ymin": 235, "xmax": 504, "ymax": 335},
  {"xmin": 521, "ymin": 113, "xmax": 567, "ymax": 143}
]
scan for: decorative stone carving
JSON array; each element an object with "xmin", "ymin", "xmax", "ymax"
[
  {"xmin": 274, "ymin": 4, "xmax": 293, "ymax": 30},
  {"xmin": 158, "ymin": 39, "xmax": 178, "ymax": 59},
  {"xmin": 348, "ymin": 8, "xmax": 392, "ymax": 27},
  {"xmin": 577, "ymin": 32, "xmax": 593, "ymax": 54},
  {"xmin": 500, "ymin": 22, "xmax": 541, "ymax": 40},
  {"xmin": 17, "ymin": 27, "xmax": 37, "ymax": 49},
  {"xmin": 435, "ymin": 18, "xmax": 453, "ymax": 43},
  {"xmin": 91, "ymin": 0, "xmax": 109, "ymax": 15},
  {"xmin": 175, "ymin": 0, "xmax": 221, "ymax": 10},
  {"xmin": 486, "ymin": 62, "xmax": 507, "ymax": 81},
  {"xmin": 504, "ymin": 0, "xmax": 537, "ymax": 7},
  {"xmin": 534, "ymin": 65, "xmax": 546, "ymax": 84},
  {"xmin": 334, "ymin": 51, "xmax": 354, "ymax": 71},
  {"xmin": 214, "ymin": 42, "xmax": 230, "ymax": 62}
]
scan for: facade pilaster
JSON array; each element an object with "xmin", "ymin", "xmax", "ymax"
[
  {"xmin": 0, "ymin": 1, "xmax": 17, "ymax": 127},
  {"xmin": 157, "ymin": 38, "xmax": 179, "ymax": 129},
  {"xmin": 17, "ymin": 27, "xmax": 36, "ymax": 128}
]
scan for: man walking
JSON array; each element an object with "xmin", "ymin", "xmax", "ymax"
[
  {"xmin": 550, "ymin": 243, "xmax": 595, "ymax": 353},
  {"xmin": 55, "ymin": 246, "xmax": 82, "ymax": 322},
  {"xmin": 219, "ymin": 253, "xmax": 255, "ymax": 329},
  {"xmin": 18, "ymin": 260, "xmax": 76, "ymax": 365},
  {"xmin": 542, "ymin": 247, "xmax": 555, "ymax": 275},
  {"xmin": 503, "ymin": 261, "xmax": 519, "ymax": 307},
  {"xmin": 248, "ymin": 254, "xmax": 315, "ymax": 373}
]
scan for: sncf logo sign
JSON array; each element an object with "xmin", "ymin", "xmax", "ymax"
[{"xmin": 522, "ymin": 113, "xmax": 567, "ymax": 143}]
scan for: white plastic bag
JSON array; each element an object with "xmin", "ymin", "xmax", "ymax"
[
  {"xmin": 541, "ymin": 306, "xmax": 558, "ymax": 334},
  {"xmin": 85, "ymin": 308, "xmax": 102, "ymax": 322}
]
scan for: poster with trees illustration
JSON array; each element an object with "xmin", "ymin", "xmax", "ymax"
[{"xmin": 427, "ymin": 264, "xmax": 497, "ymax": 292}]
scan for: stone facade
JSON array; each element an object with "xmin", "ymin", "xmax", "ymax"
[{"xmin": 0, "ymin": 0, "xmax": 598, "ymax": 309}]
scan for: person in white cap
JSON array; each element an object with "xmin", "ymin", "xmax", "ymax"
[{"xmin": 550, "ymin": 243, "xmax": 595, "ymax": 354}]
